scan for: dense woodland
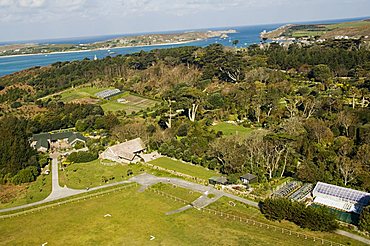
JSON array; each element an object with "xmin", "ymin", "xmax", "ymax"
[{"xmin": 0, "ymin": 40, "xmax": 370, "ymax": 196}]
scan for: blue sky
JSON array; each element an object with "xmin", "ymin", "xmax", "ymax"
[{"xmin": 0, "ymin": 0, "xmax": 369, "ymax": 42}]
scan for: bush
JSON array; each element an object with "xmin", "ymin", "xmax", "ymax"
[
  {"xmin": 10, "ymin": 101, "xmax": 22, "ymax": 108},
  {"xmin": 39, "ymin": 157, "xmax": 49, "ymax": 168},
  {"xmin": 12, "ymin": 166, "xmax": 39, "ymax": 184},
  {"xmin": 127, "ymin": 169, "xmax": 133, "ymax": 176},
  {"xmin": 261, "ymin": 198, "xmax": 338, "ymax": 232},
  {"xmin": 177, "ymin": 124, "xmax": 189, "ymax": 137},
  {"xmin": 359, "ymin": 206, "xmax": 370, "ymax": 233},
  {"xmin": 67, "ymin": 151, "xmax": 97, "ymax": 163}
]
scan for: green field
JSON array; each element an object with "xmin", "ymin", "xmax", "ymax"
[
  {"xmin": 207, "ymin": 197, "xmax": 363, "ymax": 245},
  {"xmin": 149, "ymin": 157, "xmax": 220, "ymax": 180},
  {"xmin": 0, "ymin": 174, "xmax": 51, "ymax": 209},
  {"xmin": 286, "ymin": 20, "xmax": 370, "ymax": 38},
  {"xmin": 0, "ymin": 186, "xmax": 349, "ymax": 246},
  {"xmin": 211, "ymin": 122, "xmax": 253, "ymax": 136},
  {"xmin": 59, "ymin": 87, "xmax": 115, "ymax": 102},
  {"xmin": 50, "ymin": 86, "xmax": 158, "ymax": 114},
  {"xmin": 151, "ymin": 183, "xmax": 201, "ymax": 201},
  {"xmin": 101, "ymin": 94, "xmax": 158, "ymax": 113},
  {"xmin": 59, "ymin": 159, "xmax": 184, "ymax": 189}
]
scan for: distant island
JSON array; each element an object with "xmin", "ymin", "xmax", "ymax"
[
  {"xmin": 0, "ymin": 30, "xmax": 236, "ymax": 57},
  {"xmin": 261, "ymin": 18, "xmax": 370, "ymax": 41}
]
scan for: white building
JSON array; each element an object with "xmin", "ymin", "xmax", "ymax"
[
  {"xmin": 100, "ymin": 138, "xmax": 145, "ymax": 163},
  {"xmin": 312, "ymin": 182, "xmax": 370, "ymax": 214}
]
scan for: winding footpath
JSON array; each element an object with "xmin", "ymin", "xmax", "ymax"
[{"xmin": 0, "ymin": 163, "xmax": 369, "ymax": 244}]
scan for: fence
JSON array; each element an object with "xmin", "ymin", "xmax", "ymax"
[
  {"xmin": 141, "ymin": 162, "xmax": 207, "ymax": 185},
  {"xmin": 0, "ymin": 183, "xmax": 138, "ymax": 220},
  {"xmin": 147, "ymin": 187, "xmax": 190, "ymax": 205},
  {"xmin": 148, "ymin": 188, "xmax": 345, "ymax": 246}
]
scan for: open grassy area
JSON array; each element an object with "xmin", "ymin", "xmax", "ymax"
[
  {"xmin": 48, "ymin": 86, "xmax": 158, "ymax": 114},
  {"xmin": 286, "ymin": 20, "xmax": 370, "ymax": 39},
  {"xmin": 0, "ymin": 186, "xmax": 344, "ymax": 246},
  {"xmin": 0, "ymin": 173, "xmax": 51, "ymax": 209},
  {"xmin": 149, "ymin": 157, "xmax": 219, "ymax": 180},
  {"xmin": 102, "ymin": 93, "xmax": 158, "ymax": 113},
  {"xmin": 208, "ymin": 197, "xmax": 363, "ymax": 246},
  {"xmin": 59, "ymin": 160, "xmax": 147, "ymax": 189},
  {"xmin": 151, "ymin": 183, "xmax": 201, "ymax": 201},
  {"xmin": 211, "ymin": 122, "xmax": 253, "ymax": 136},
  {"xmin": 59, "ymin": 159, "xmax": 183, "ymax": 189},
  {"xmin": 59, "ymin": 86, "xmax": 115, "ymax": 102}
]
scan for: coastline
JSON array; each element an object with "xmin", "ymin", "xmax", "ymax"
[{"xmin": 0, "ymin": 40, "xmax": 198, "ymax": 59}]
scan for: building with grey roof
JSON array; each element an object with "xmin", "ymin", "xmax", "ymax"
[
  {"xmin": 100, "ymin": 138, "xmax": 145, "ymax": 163},
  {"xmin": 30, "ymin": 131, "xmax": 86, "ymax": 152}
]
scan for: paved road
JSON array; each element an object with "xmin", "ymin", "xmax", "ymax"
[
  {"xmin": 0, "ymin": 154, "xmax": 130, "ymax": 213},
  {"xmin": 191, "ymin": 193, "xmax": 223, "ymax": 209},
  {"xmin": 336, "ymin": 229, "xmax": 370, "ymax": 245},
  {"xmin": 129, "ymin": 173, "xmax": 259, "ymax": 208},
  {"xmin": 44, "ymin": 156, "xmax": 85, "ymax": 202},
  {"xmin": 165, "ymin": 205, "xmax": 193, "ymax": 215},
  {"xmin": 1, "ymin": 171, "xmax": 368, "ymax": 245}
]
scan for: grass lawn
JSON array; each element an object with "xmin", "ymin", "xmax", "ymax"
[
  {"xmin": 211, "ymin": 122, "xmax": 253, "ymax": 136},
  {"xmin": 44, "ymin": 86, "xmax": 158, "ymax": 114},
  {"xmin": 55, "ymin": 86, "xmax": 115, "ymax": 102},
  {"xmin": 0, "ymin": 186, "xmax": 341, "ymax": 246},
  {"xmin": 102, "ymin": 94, "xmax": 158, "ymax": 114},
  {"xmin": 151, "ymin": 183, "xmax": 201, "ymax": 201},
  {"xmin": 149, "ymin": 157, "xmax": 219, "ymax": 180},
  {"xmin": 0, "ymin": 174, "xmax": 51, "ymax": 209},
  {"xmin": 208, "ymin": 197, "xmax": 363, "ymax": 246},
  {"xmin": 59, "ymin": 159, "xmax": 147, "ymax": 189},
  {"xmin": 58, "ymin": 86, "xmax": 158, "ymax": 114},
  {"xmin": 59, "ymin": 159, "xmax": 182, "ymax": 189}
]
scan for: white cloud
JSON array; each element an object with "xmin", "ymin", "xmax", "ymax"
[
  {"xmin": 0, "ymin": 0, "xmax": 13, "ymax": 6},
  {"xmin": 18, "ymin": 0, "xmax": 45, "ymax": 8},
  {"xmin": 0, "ymin": 0, "xmax": 369, "ymax": 41},
  {"xmin": 0, "ymin": 0, "xmax": 91, "ymax": 23}
]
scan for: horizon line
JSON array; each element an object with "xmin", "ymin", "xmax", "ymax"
[{"xmin": 1, "ymin": 15, "xmax": 369, "ymax": 45}]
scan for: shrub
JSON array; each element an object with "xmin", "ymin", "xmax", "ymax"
[
  {"xmin": 177, "ymin": 123, "xmax": 189, "ymax": 137},
  {"xmin": 67, "ymin": 151, "xmax": 97, "ymax": 163},
  {"xmin": 261, "ymin": 197, "xmax": 338, "ymax": 232},
  {"xmin": 359, "ymin": 206, "xmax": 370, "ymax": 233},
  {"xmin": 127, "ymin": 169, "xmax": 133, "ymax": 176},
  {"xmin": 10, "ymin": 101, "xmax": 22, "ymax": 108},
  {"xmin": 12, "ymin": 166, "xmax": 39, "ymax": 185}
]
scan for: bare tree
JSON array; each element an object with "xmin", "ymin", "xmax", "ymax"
[
  {"xmin": 219, "ymin": 67, "xmax": 242, "ymax": 83},
  {"xmin": 285, "ymin": 97, "xmax": 301, "ymax": 119},
  {"xmin": 188, "ymin": 103, "xmax": 199, "ymax": 122},
  {"xmin": 302, "ymin": 96, "xmax": 317, "ymax": 119},
  {"xmin": 339, "ymin": 157, "xmax": 358, "ymax": 186},
  {"xmin": 337, "ymin": 110, "xmax": 357, "ymax": 136},
  {"xmin": 165, "ymin": 100, "xmax": 177, "ymax": 128}
]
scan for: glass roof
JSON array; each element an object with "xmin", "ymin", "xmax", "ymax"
[{"xmin": 314, "ymin": 182, "xmax": 370, "ymax": 205}]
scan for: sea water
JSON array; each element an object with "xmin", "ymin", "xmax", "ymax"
[{"xmin": 0, "ymin": 17, "xmax": 366, "ymax": 77}]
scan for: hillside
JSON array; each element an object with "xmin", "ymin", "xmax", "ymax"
[
  {"xmin": 0, "ymin": 30, "xmax": 236, "ymax": 57},
  {"xmin": 261, "ymin": 19, "xmax": 370, "ymax": 40}
]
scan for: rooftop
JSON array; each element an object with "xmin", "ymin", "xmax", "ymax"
[
  {"xmin": 313, "ymin": 182, "xmax": 370, "ymax": 205},
  {"xmin": 209, "ymin": 176, "xmax": 228, "ymax": 184},
  {"xmin": 107, "ymin": 138, "xmax": 145, "ymax": 160},
  {"xmin": 240, "ymin": 173, "xmax": 257, "ymax": 180}
]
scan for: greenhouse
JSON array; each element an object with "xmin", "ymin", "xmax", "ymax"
[{"xmin": 312, "ymin": 182, "xmax": 370, "ymax": 214}]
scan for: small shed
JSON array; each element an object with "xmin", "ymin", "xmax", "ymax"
[
  {"xmin": 209, "ymin": 176, "xmax": 228, "ymax": 185},
  {"xmin": 240, "ymin": 173, "xmax": 257, "ymax": 185}
]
